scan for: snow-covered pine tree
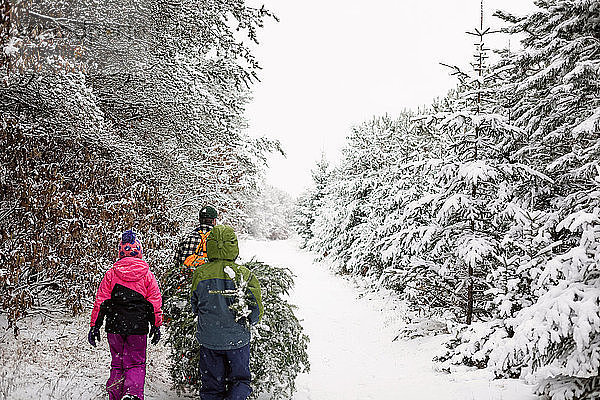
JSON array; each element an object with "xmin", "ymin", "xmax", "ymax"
[
  {"xmin": 343, "ymin": 113, "xmax": 421, "ymax": 279},
  {"xmin": 481, "ymin": 2, "xmax": 600, "ymax": 398},
  {"xmin": 416, "ymin": 7, "xmax": 535, "ymax": 324},
  {"xmin": 376, "ymin": 108, "xmax": 450, "ymax": 312},
  {"xmin": 303, "ymin": 111, "xmax": 445, "ymax": 289},
  {"xmin": 438, "ymin": 3, "xmax": 600, "ymax": 397},
  {"xmin": 308, "ymin": 116, "xmax": 405, "ymax": 276},
  {"xmin": 293, "ymin": 191, "xmax": 315, "ymax": 248},
  {"xmin": 293, "ymin": 152, "xmax": 330, "ymax": 248}
]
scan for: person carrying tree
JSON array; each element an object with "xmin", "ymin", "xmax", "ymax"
[
  {"xmin": 174, "ymin": 205, "xmax": 218, "ymax": 270},
  {"xmin": 161, "ymin": 205, "xmax": 219, "ymax": 389},
  {"xmin": 88, "ymin": 229, "xmax": 163, "ymax": 400},
  {"xmin": 190, "ymin": 225, "xmax": 263, "ymax": 400}
]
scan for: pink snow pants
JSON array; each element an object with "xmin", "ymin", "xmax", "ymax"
[{"xmin": 107, "ymin": 333, "xmax": 147, "ymax": 400}]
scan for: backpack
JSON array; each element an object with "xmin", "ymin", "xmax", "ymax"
[{"xmin": 183, "ymin": 230, "xmax": 211, "ymax": 268}]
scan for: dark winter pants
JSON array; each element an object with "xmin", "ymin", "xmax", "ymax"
[
  {"xmin": 107, "ymin": 333, "xmax": 147, "ymax": 400},
  {"xmin": 198, "ymin": 344, "xmax": 252, "ymax": 400}
]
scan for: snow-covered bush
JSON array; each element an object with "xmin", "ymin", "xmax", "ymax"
[
  {"xmin": 0, "ymin": 2, "xmax": 176, "ymax": 329},
  {"xmin": 0, "ymin": 0, "xmax": 278, "ymax": 331},
  {"xmin": 435, "ymin": 320, "xmax": 515, "ymax": 375},
  {"xmin": 0, "ymin": 113, "xmax": 177, "ymax": 330}
]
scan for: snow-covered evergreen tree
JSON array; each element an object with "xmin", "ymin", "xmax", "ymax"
[
  {"xmin": 439, "ymin": 2, "xmax": 600, "ymax": 399},
  {"xmin": 308, "ymin": 116, "xmax": 408, "ymax": 275},
  {"xmin": 482, "ymin": 2, "xmax": 600, "ymax": 398},
  {"xmin": 375, "ymin": 109, "xmax": 449, "ymax": 311},
  {"xmin": 408, "ymin": 8, "xmax": 547, "ymax": 323},
  {"xmin": 293, "ymin": 152, "xmax": 330, "ymax": 248}
]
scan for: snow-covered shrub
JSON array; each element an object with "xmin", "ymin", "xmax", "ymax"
[
  {"xmin": 435, "ymin": 320, "xmax": 516, "ymax": 376},
  {"xmin": 394, "ymin": 317, "xmax": 449, "ymax": 340},
  {"xmin": 0, "ymin": 109, "xmax": 176, "ymax": 331}
]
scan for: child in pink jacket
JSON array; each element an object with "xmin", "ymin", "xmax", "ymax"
[{"xmin": 88, "ymin": 230, "xmax": 163, "ymax": 400}]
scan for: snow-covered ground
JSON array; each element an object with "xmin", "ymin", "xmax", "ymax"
[
  {"xmin": 0, "ymin": 239, "xmax": 536, "ymax": 399},
  {"xmin": 239, "ymin": 239, "xmax": 536, "ymax": 400},
  {"xmin": 0, "ymin": 313, "xmax": 181, "ymax": 400}
]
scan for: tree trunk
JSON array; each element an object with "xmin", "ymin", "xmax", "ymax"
[{"xmin": 466, "ymin": 264, "xmax": 473, "ymax": 325}]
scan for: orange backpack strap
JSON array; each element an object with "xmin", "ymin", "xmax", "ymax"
[
  {"xmin": 199, "ymin": 230, "xmax": 210, "ymax": 257},
  {"xmin": 191, "ymin": 230, "xmax": 210, "ymax": 255},
  {"xmin": 191, "ymin": 240, "xmax": 203, "ymax": 257}
]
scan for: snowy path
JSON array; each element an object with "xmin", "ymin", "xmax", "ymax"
[{"xmin": 239, "ymin": 239, "xmax": 535, "ymax": 400}]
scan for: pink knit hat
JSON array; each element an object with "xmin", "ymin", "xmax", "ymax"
[{"xmin": 118, "ymin": 229, "xmax": 143, "ymax": 259}]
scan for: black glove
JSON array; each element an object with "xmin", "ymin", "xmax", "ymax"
[
  {"xmin": 88, "ymin": 325, "xmax": 101, "ymax": 347},
  {"xmin": 149, "ymin": 325, "xmax": 161, "ymax": 345}
]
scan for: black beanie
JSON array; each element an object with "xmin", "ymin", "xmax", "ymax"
[{"xmin": 199, "ymin": 205, "xmax": 218, "ymax": 220}]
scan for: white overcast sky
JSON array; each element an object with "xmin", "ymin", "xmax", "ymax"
[{"xmin": 244, "ymin": 0, "xmax": 538, "ymax": 197}]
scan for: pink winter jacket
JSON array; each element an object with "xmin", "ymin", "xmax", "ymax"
[{"xmin": 90, "ymin": 257, "xmax": 163, "ymax": 333}]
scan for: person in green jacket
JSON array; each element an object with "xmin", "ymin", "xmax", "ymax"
[{"xmin": 190, "ymin": 225, "xmax": 263, "ymax": 400}]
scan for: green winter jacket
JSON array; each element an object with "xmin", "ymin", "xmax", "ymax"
[{"xmin": 190, "ymin": 225, "xmax": 263, "ymax": 350}]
